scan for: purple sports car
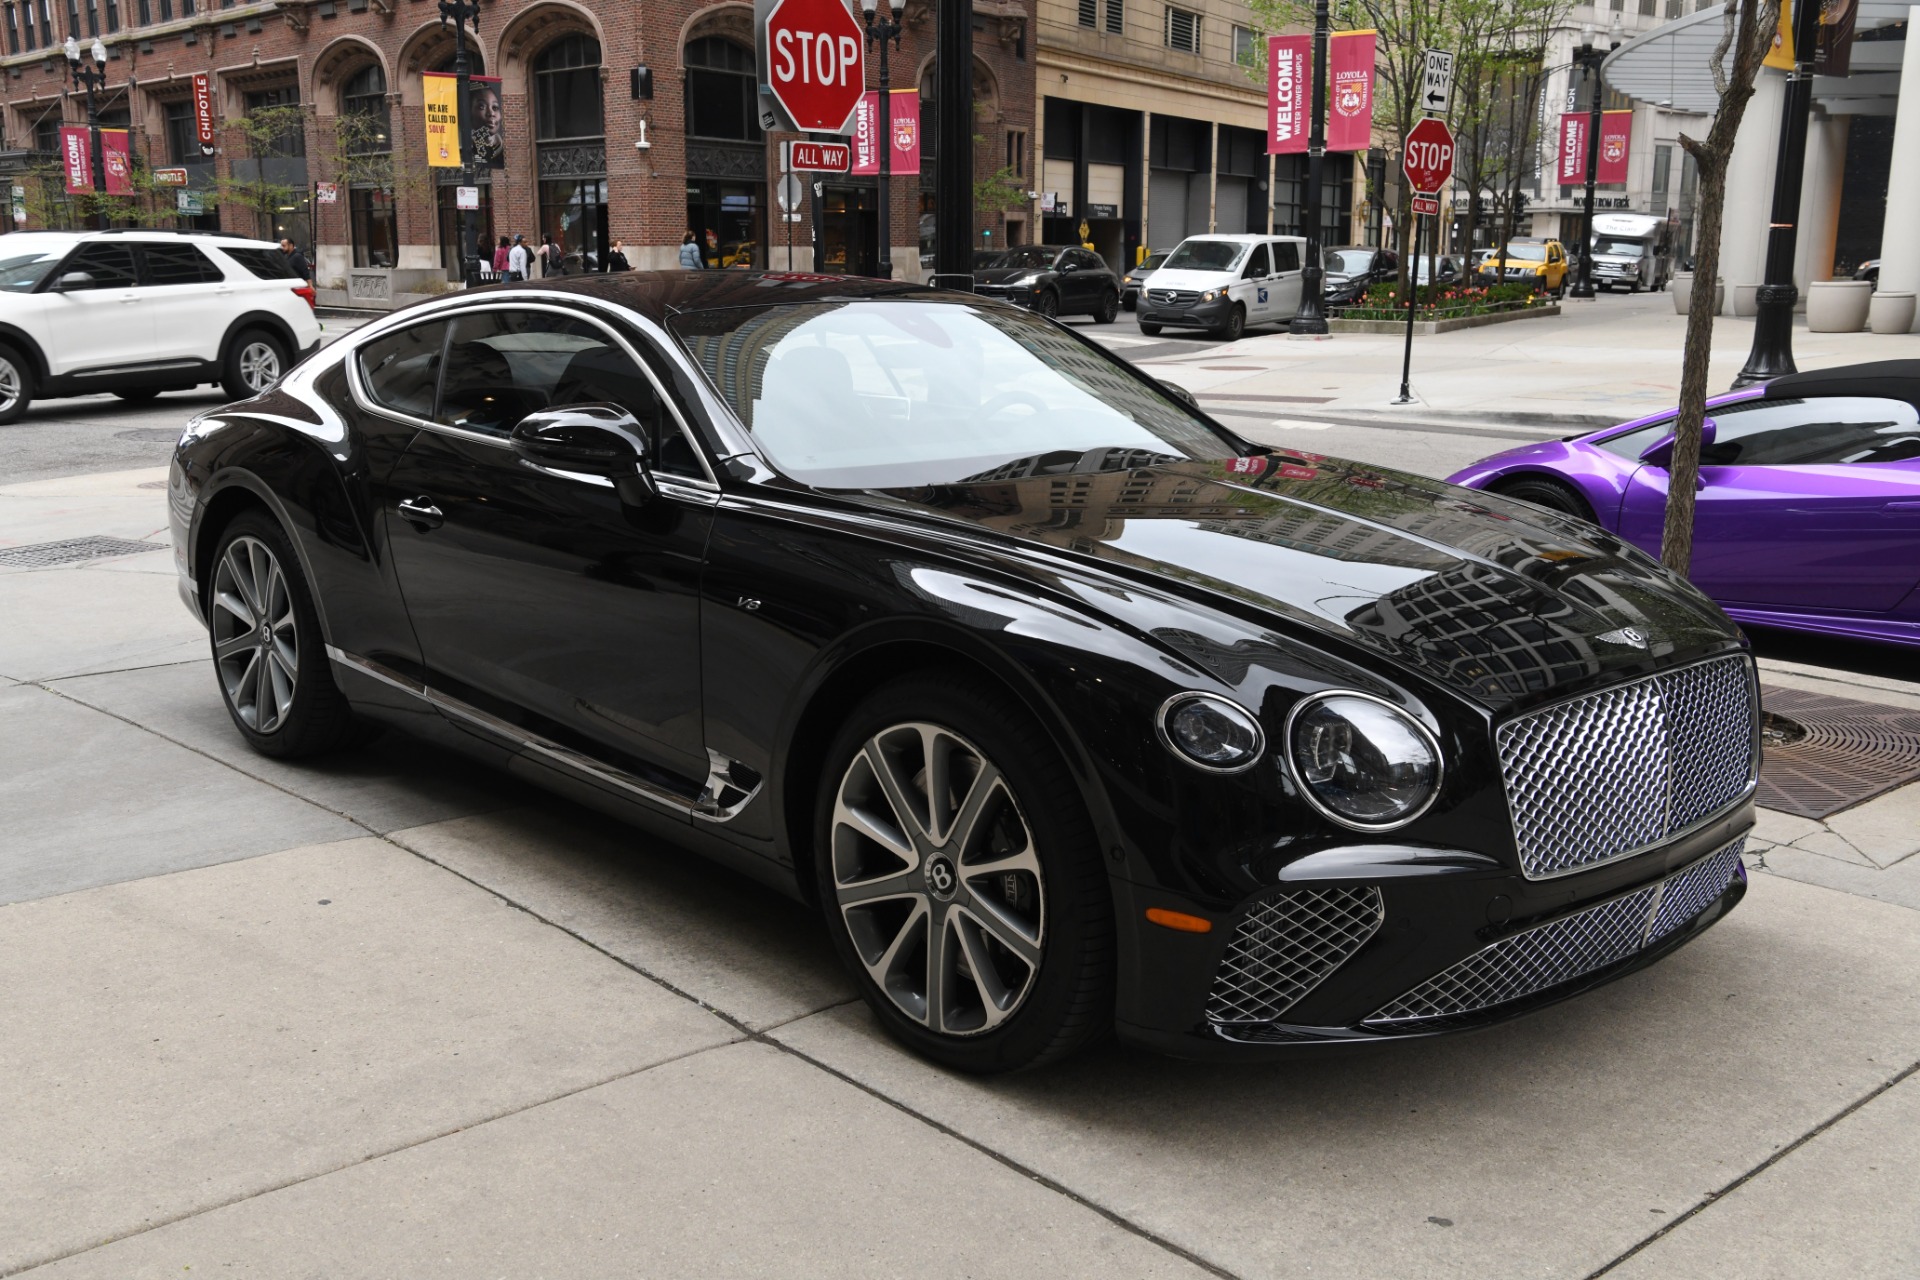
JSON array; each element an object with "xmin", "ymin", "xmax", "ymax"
[{"xmin": 1448, "ymin": 360, "xmax": 1920, "ymax": 649}]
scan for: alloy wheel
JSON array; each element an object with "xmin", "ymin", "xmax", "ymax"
[
  {"xmin": 238, "ymin": 340, "xmax": 282, "ymax": 393},
  {"xmin": 210, "ymin": 534, "xmax": 298, "ymax": 733},
  {"xmin": 0, "ymin": 356, "xmax": 20, "ymax": 414},
  {"xmin": 830, "ymin": 722, "xmax": 1046, "ymax": 1036}
]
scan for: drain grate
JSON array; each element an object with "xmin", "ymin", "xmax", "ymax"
[
  {"xmin": 0, "ymin": 535, "xmax": 167, "ymax": 568},
  {"xmin": 1757, "ymin": 684, "xmax": 1920, "ymax": 820},
  {"xmin": 116, "ymin": 428, "xmax": 185, "ymax": 443}
]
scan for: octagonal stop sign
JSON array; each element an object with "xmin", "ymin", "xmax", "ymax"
[
  {"xmin": 764, "ymin": 0, "xmax": 866, "ymax": 134},
  {"xmin": 1402, "ymin": 117, "xmax": 1455, "ymax": 196}
]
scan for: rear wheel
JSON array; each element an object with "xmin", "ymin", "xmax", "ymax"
[
  {"xmin": 221, "ymin": 329, "xmax": 288, "ymax": 401},
  {"xmin": 1093, "ymin": 289, "xmax": 1119, "ymax": 324},
  {"xmin": 0, "ymin": 345, "xmax": 33, "ymax": 424},
  {"xmin": 1495, "ymin": 475, "xmax": 1596, "ymax": 523},
  {"xmin": 114, "ymin": 386, "xmax": 163, "ymax": 404}
]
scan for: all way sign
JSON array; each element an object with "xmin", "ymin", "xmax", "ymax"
[{"xmin": 788, "ymin": 140, "xmax": 851, "ymax": 172}]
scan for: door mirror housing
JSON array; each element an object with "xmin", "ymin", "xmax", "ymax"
[
  {"xmin": 1639, "ymin": 417, "xmax": 1717, "ymax": 469},
  {"xmin": 55, "ymin": 271, "xmax": 95, "ymax": 291},
  {"xmin": 510, "ymin": 404, "xmax": 655, "ymax": 503},
  {"xmin": 1159, "ymin": 379, "xmax": 1199, "ymax": 410}
]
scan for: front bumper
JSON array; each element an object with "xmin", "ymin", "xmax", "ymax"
[
  {"xmin": 972, "ymin": 284, "xmax": 1042, "ymax": 308},
  {"xmin": 1110, "ymin": 800, "xmax": 1752, "ymax": 1059},
  {"xmin": 1137, "ymin": 295, "xmax": 1230, "ymax": 328}
]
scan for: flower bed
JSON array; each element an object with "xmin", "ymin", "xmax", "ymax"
[{"xmin": 1336, "ymin": 281, "xmax": 1544, "ymax": 322}]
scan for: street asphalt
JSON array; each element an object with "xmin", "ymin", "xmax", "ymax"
[{"xmin": 1, "ymin": 292, "xmax": 1917, "ymax": 1277}]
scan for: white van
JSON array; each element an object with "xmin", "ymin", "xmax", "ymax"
[{"xmin": 1133, "ymin": 233, "xmax": 1308, "ymax": 341}]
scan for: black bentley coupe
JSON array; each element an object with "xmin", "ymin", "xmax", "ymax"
[{"xmin": 168, "ymin": 272, "xmax": 1759, "ymax": 1072}]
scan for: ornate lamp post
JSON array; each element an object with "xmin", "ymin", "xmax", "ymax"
[
  {"xmin": 438, "ymin": 0, "xmax": 482, "ymax": 286},
  {"xmin": 1568, "ymin": 19, "xmax": 1622, "ymax": 301},
  {"xmin": 860, "ymin": 0, "xmax": 902, "ymax": 280},
  {"xmin": 63, "ymin": 36, "xmax": 111, "ymax": 231},
  {"xmin": 1289, "ymin": 0, "xmax": 1331, "ymax": 335}
]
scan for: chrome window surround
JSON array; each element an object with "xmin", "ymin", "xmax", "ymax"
[
  {"xmin": 1155, "ymin": 691, "xmax": 1266, "ymax": 775},
  {"xmin": 1205, "ymin": 885, "xmax": 1385, "ymax": 1024},
  {"xmin": 1495, "ymin": 653, "xmax": 1759, "ymax": 881},
  {"xmin": 1281, "ymin": 689, "xmax": 1446, "ymax": 834}
]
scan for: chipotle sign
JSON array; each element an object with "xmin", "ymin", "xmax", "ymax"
[{"xmin": 192, "ymin": 73, "xmax": 216, "ymax": 155}]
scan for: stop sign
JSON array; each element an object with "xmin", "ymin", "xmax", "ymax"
[
  {"xmin": 764, "ymin": 0, "xmax": 866, "ymax": 134},
  {"xmin": 1402, "ymin": 117, "xmax": 1455, "ymax": 195}
]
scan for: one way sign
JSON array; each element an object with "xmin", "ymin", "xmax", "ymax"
[{"xmin": 1421, "ymin": 49, "xmax": 1454, "ymax": 115}]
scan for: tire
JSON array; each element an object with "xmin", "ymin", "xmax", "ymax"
[
  {"xmin": 1138, "ymin": 321, "xmax": 1162, "ymax": 336},
  {"xmin": 207, "ymin": 511, "xmax": 363, "ymax": 758},
  {"xmin": 1215, "ymin": 304, "xmax": 1246, "ymax": 342},
  {"xmin": 114, "ymin": 386, "xmax": 163, "ymax": 404},
  {"xmin": 814, "ymin": 674, "xmax": 1114, "ymax": 1073},
  {"xmin": 1121, "ymin": 294, "xmax": 1136, "ymax": 312},
  {"xmin": 1033, "ymin": 290, "xmax": 1059, "ymax": 319},
  {"xmin": 221, "ymin": 329, "xmax": 289, "ymax": 401},
  {"xmin": 1093, "ymin": 289, "xmax": 1119, "ymax": 324},
  {"xmin": 1494, "ymin": 475, "xmax": 1596, "ymax": 523},
  {"xmin": 0, "ymin": 344, "xmax": 35, "ymax": 425}
]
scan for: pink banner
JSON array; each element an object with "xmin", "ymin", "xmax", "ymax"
[
  {"xmin": 852, "ymin": 89, "xmax": 920, "ymax": 176},
  {"xmin": 101, "ymin": 129, "xmax": 132, "ymax": 195},
  {"xmin": 1326, "ymin": 30, "xmax": 1376, "ymax": 153},
  {"xmin": 1559, "ymin": 110, "xmax": 1632, "ymax": 184},
  {"xmin": 1267, "ymin": 34, "xmax": 1309, "ymax": 155},
  {"xmin": 60, "ymin": 126, "xmax": 91, "ymax": 193},
  {"xmin": 1557, "ymin": 113, "xmax": 1587, "ymax": 184}
]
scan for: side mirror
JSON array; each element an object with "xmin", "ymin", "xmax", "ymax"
[
  {"xmin": 510, "ymin": 404, "xmax": 654, "ymax": 503},
  {"xmin": 1159, "ymin": 379, "xmax": 1199, "ymax": 409},
  {"xmin": 55, "ymin": 271, "xmax": 95, "ymax": 290},
  {"xmin": 1639, "ymin": 417, "xmax": 1717, "ymax": 469}
]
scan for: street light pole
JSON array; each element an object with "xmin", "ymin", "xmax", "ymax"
[
  {"xmin": 1735, "ymin": 0, "xmax": 1824, "ymax": 387},
  {"xmin": 437, "ymin": 0, "xmax": 482, "ymax": 287},
  {"xmin": 1569, "ymin": 21, "xmax": 1620, "ymax": 301},
  {"xmin": 63, "ymin": 37, "xmax": 111, "ymax": 231},
  {"xmin": 1289, "ymin": 0, "xmax": 1331, "ymax": 334},
  {"xmin": 860, "ymin": 0, "xmax": 902, "ymax": 280}
]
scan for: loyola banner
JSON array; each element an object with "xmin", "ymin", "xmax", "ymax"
[
  {"xmin": 424, "ymin": 72, "xmax": 462, "ymax": 167},
  {"xmin": 852, "ymin": 89, "xmax": 919, "ymax": 176},
  {"xmin": 1267, "ymin": 34, "xmax": 1308, "ymax": 154},
  {"xmin": 1557, "ymin": 110, "xmax": 1632, "ymax": 184},
  {"xmin": 1326, "ymin": 30, "xmax": 1376, "ymax": 153}
]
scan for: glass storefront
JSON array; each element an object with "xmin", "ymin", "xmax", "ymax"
[
  {"xmin": 686, "ymin": 180, "xmax": 761, "ymax": 269},
  {"xmin": 533, "ymin": 34, "xmax": 606, "ymax": 272},
  {"xmin": 437, "ymin": 178, "xmax": 494, "ymax": 278},
  {"xmin": 340, "ymin": 64, "xmax": 395, "ymax": 268},
  {"xmin": 683, "ymin": 37, "xmax": 764, "ymax": 270}
]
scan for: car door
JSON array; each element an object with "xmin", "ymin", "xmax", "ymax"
[
  {"xmin": 39, "ymin": 241, "xmax": 151, "ymax": 378},
  {"xmin": 136, "ymin": 241, "xmax": 234, "ymax": 363},
  {"xmin": 1616, "ymin": 395, "xmax": 1920, "ymax": 613},
  {"xmin": 382, "ymin": 303, "xmax": 716, "ymax": 790},
  {"xmin": 1269, "ymin": 241, "xmax": 1304, "ymax": 319},
  {"xmin": 1054, "ymin": 250, "xmax": 1090, "ymax": 310},
  {"xmin": 1235, "ymin": 243, "xmax": 1272, "ymax": 324}
]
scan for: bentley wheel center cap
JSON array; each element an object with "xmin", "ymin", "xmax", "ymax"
[{"xmin": 925, "ymin": 855, "xmax": 958, "ymax": 901}]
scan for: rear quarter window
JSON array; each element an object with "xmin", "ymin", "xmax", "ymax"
[{"xmin": 222, "ymin": 247, "xmax": 297, "ymax": 280}]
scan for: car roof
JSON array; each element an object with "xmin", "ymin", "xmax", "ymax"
[
  {"xmin": 1765, "ymin": 359, "xmax": 1920, "ymax": 407},
  {"xmin": 438, "ymin": 271, "xmax": 934, "ymax": 326},
  {"xmin": 1181, "ymin": 233, "xmax": 1305, "ymax": 244}
]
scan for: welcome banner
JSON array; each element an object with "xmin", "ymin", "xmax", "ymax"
[
  {"xmin": 424, "ymin": 72, "xmax": 461, "ymax": 167},
  {"xmin": 1267, "ymin": 33, "xmax": 1309, "ymax": 154},
  {"xmin": 1558, "ymin": 110, "xmax": 1632, "ymax": 184},
  {"xmin": 59, "ymin": 126, "xmax": 91, "ymax": 193},
  {"xmin": 851, "ymin": 89, "xmax": 919, "ymax": 176},
  {"xmin": 1326, "ymin": 30, "xmax": 1376, "ymax": 153}
]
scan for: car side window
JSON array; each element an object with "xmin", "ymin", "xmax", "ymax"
[
  {"xmin": 1702, "ymin": 396, "xmax": 1920, "ymax": 466},
  {"xmin": 1273, "ymin": 242, "xmax": 1301, "ymax": 273},
  {"xmin": 56, "ymin": 243, "xmax": 138, "ymax": 290},
  {"xmin": 1241, "ymin": 244, "xmax": 1270, "ymax": 279},
  {"xmin": 141, "ymin": 243, "xmax": 224, "ymax": 286},
  {"xmin": 357, "ymin": 321, "xmax": 449, "ymax": 420},
  {"xmin": 436, "ymin": 309, "xmax": 704, "ymax": 478}
]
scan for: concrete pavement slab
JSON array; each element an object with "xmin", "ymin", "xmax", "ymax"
[
  {"xmin": 29, "ymin": 1041, "xmax": 1212, "ymax": 1280},
  {"xmin": 387, "ymin": 806, "xmax": 854, "ymax": 1032},
  {"xmin": 0, "ymin": 565, "xmax": 204, "ymax": 682},
  {"xmin": 0, "ymin": 836, "xmax": 737, "ymax": 1276},
  {"xmin": 1754, "ymin": 852, "xmax": 1920, "ymax": 913},
  {"xmin": 773, "ymin": 874, "xmax": 1920, "ymax": 1280},
  {"xmin": 50, "ymin": 660, "xmax": 538, "ymax": 835},
  {"xmin": 0, "ymin": 682, "xmax": 362, "ymax": 903},
  {"xmin": 1606, "ymin": 1071, "xmax": 1920, "ymax": 1280}
]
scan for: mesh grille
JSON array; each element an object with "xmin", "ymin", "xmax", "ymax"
[
  {"xmin": 0, "ymin": 536, "xmax": 166, "ymax": 568},
  {"xmin": 1367, "ymin": 839, "xmax": 1744, "ymax": 1027},
  {"xmin": 1205, "ymin": 886, "xmax": 1383, "ymax": 1024},
  {"xmin": 1498, "ymin": 655, "xmax": 1756, "ymax": 879}
]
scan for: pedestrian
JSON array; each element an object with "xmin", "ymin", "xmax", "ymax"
[
  {"xmin": 278, "ymin": 237, "xmax": 311, "ymax": 283},
  {"xmin": 541, "ymin": 232, "xmax": 564, "ymax": 277},
  {"xmin": 603, "ymin": 239, "xmax": 631, "ymax": 273},
  {"xmin": 507, "ymin": 233, "xmax": 532, "ymax": 281},
  {"xmin": 679, "ymin": 231, "xmax": 705, "ymax": 270},
  {"xmin": 491, "ymin": 235, "xmax": 510, "ymax": 278}
]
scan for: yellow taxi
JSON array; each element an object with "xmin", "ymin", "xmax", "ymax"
[{"xmin": 1478, "ymin": 237, "xmax": 1568, "ymax": 296}]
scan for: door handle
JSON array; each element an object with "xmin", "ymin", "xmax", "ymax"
[{"xmin": 396, "ymin": 497, "xmax": 444, "ymax": 529}]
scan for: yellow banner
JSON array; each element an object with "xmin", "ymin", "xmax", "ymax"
[
  {"xmin": 1763, "ymin": 0, "xmax": 1796, "ymax": 69},
  {"xmin": 424, "ymin": 72, "xmax": 461, "ymax": 167}
]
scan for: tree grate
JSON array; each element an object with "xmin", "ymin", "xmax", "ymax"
[
  {"xmin": 0, "ymin": 536, "xmax": 167, "ymax": 568},
  {"xmin": 1757, "ymin": 684, "xmax": 1920, "ymax": 820}
]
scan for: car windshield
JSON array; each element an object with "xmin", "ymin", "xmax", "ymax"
[
  {"xmin": 1324, "ymin": 249, "xmax": 1375, "ymax": 274},
  {"xmin": 671, "ymin": 299, "xmax": 1237, "ymax": 489},
  {"xmin": 1413, "ymin": 257, "xmax": 1456, "ymax": 281},
  {"xmin": 974, "ymin": 247, "xmax": 1058, "ymax": 271},
  {"xmin": 0, "ymin": 237, "xmax": 73, "ymax": 292},
  {"xmin": 1592, "ymin": 239, "xmax": 1646, "ymax": 257},
  {"xmin": 1500, "ymin": 243, "xmax": 1548, "ymax": 262},
  {"xmin": 1136, "ymin": 253, "xmax": 1168, "ymax": 272},
  {"xmin": 1161, "ymin": 240, "xmax": 1246, "ymax": 272}
]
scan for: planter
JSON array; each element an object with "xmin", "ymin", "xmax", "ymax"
[
  {"xmin": 1807, "ymin": 279, "xmax": 1874, "ymax": 332},
  {"xmin": 1329, "ymin": 303, "xmax": 1561, "ymax": 336},
  {"xmin": 1671, "ymin": 275, "xmax": 1725, "ymax": 316},
  {"xmin": 1868, "ymin": 290, "xmax": 1917, "ymax": 335},
  {"xmin": 1731, "ymin": 283, "xmax": 1761, "ymax": 316}
]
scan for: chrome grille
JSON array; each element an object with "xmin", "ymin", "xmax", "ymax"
[
  {"xmin": 1205, "ymin": 886, "xmax": 1383, "ymax": 1024},
  {"xmin": 1148, "ymin": 288, "xmax": 1197, "ymax": 306},
  {"xmin": 1366, "ymin": 839, "xmax": 1745, "ymax": 1027},
  {"xmin": 1497, "ymin": 655, "xmax": 1756, "ymax": 879}
]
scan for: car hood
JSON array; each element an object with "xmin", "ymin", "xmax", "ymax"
[
  {"xmin": 855, "ymin": 453, "xmax": 1738, "ymax": 712},
  {"xmin": 1139, "ymin": 268, "xmax": 1234, "ymax": 292},
  {"xmin": 973, "ymin": 267, "xmax": 1050, "ymax": 285}
]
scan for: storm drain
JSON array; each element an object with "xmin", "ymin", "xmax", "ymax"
[
  {"xmin": 0, "ymin": 536, "xmax": 166, "ymax": 568},
  {"xmin": 116, "ymin": 428, "xmax": 185, "ymax": 443},
  {"xmin": 1757, "ymin": 684, "xmax": 1920, "ymax": 820}
]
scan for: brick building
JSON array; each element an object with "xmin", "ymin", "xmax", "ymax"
[{"xmin": 0, "ymin": 0, "xmax": 1035, "ymax": 306}]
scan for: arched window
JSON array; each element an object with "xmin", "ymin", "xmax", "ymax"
[
  {"xmin": 685, "ymin": 36, "xmax": 759, "ymax": 142},
  {"xmin": 339, "ymin": 63, "xmax": 395, "ymax": 270},
  {"xmin": 532, "ymin": 34, "xmax": 606, "ymax": 273},
  {"xmin": 339, "ymin": 63, "xmax": 390, "ymax": 154},
  {"xmin": 534, "ymin": 34, "xmax": 602, "ymax": 142}
]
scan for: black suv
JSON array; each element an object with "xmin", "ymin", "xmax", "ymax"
[
  {"xmin": 1322, "ymin": 245, "xmax": 1399, "ymax": 307},
  {"xmin": 971, "ymin": 246, "xmax": 1122, "ymax": 323}
]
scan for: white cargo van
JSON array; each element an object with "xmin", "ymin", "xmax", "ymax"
[{"xmin": 1134, "ymin": 234, "xmax": 1308, "ymax": 341}]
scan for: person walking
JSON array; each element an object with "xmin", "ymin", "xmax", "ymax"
[
  {"xmin": 603, "ymin": 240, "xmax": 631, "ymax": 273},
  {"xmin": 540, "ymin": 232, "xmax": 564, "ymax": 277},
  {"xmin": 507, "ymin": 234, "xmax": 532, "ymax": 281},
  {"xmin": 679, "ymin": 231, "xmax": 705, "ymax": 270},
  {"xmin": 491, "ymin": 235, "xmax": 511, "ymax": 278},
  {"xmin": 278, "ymin": 238, "xmax": 312, "ymax": 283}
]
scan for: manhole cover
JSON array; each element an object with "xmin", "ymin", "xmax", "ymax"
[
  {"xmin": 0, "ymin": 535, "xmax": 167, "ymax": 568},
  {"xmin": 116, "ymin": 428, "xmax": 184, "ymax": 443},
  {"xmin": 1757, "ymin": 684, "xmax": 1920, "ymax": 820}
]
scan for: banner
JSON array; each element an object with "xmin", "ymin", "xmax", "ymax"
[
  {"xmin": 469, "ymin": 75, "xmax": 505, "ymax": 170},
  {"xmin": 59, "ymin": 126, "xmax": 91, "ymax": 193},
  {"xmin": 424, "ymin": 72, "xmax": 461, "ymax": 167},
  {"xmin": 1326, "ymin": 30, "xmax": 1376, "ymax": 153},
  {"xmin": 1556, "ymin": 113, "xmax": 1585, "ymax": 184},
  {"xmin": 101, "ymin": 129, "xmax": 132, "ymax": 195},
  {"xmin": 1267, "ymin": 33, "xmax": 1309, "ymax": 154},
  {"xmin": 1816, "ymin": 0, "xmax": 1856, "ymax": 75},
  {"xmin": 851, "ymin": 89, "xmax": 919, "ymax": 176},
  {"xmin": 1764, "ymin": 0, "xmax": 1796, "ymax": 70},
  {"xmin": 1558, "ymin": 111, "xmax": 1632, "ymax": 184},
  {"xmin": 191, "ymin": 72, "xmax": 216, "ymax": 155}
]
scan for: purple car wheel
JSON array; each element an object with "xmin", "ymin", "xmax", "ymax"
[{"xmin": 1495, "ymin": 476, "xmax": 1594, "ymax": 523}]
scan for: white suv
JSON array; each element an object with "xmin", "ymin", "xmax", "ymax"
[{"xmin": 0, "ymin": 229, "xmax": 321, "ymax": 423}]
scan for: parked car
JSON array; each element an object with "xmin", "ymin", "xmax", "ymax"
[
  {"xmin": 1854, "ymin": 259, "xmax": 1881, "ymax": 285},
  {"xmin": 1322, "ymin": 245, "xmax": 1399, "ymax": 306},
  {"xmin": 0, "ymin": 228, "xmax": 320, "ymax": 424},
  {"xmin": 970, "ymin": 245, "xmax": 1121, "ymax": 321},
  {"xmin": 1412, "ymin": 254, "xmax": 1463, "ymax": 285},
  {"xmin": 1135, "ymin": 234, "xmax": 1308, "ymax": 340},
  {"xmin": 1476, "ymin": 237, "xmax": 1569, "ymax": 296},
  {"xmin": 1448, "ymin": 359, "xmax": 1920, "ymax": 649},
  {"xmin": 170, "ymin": 270, "xmax": 1759, "ymax": 1070},
  {"xmin": 1120, "ymin": 250, "xmax": 1169, "ymax": 311}
]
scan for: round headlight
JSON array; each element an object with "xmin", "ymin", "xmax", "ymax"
[
  {"xmin": 1158, "ymin": 693, "xmax": 1265, "ymax": 773},
  {"xmin": 1286, "ymin": 693, "xmax": 1441, "ymax": 830}
]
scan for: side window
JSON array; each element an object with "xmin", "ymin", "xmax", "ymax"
[
  {"xmin": 1591, "ymin": 417, "xmax": 1675, "ymax": 460},
  {"xmin": 1704, "ymin": 396, "xmax": 1920, "ymax": 466},
  {"xmin": 1240, "ymin": 244, "xmax": 1270, "ymax": 279},
  {"xmin": 357, "ymin": 321, "xmax": 448, "ymax": 419},
  {"xmin": 141, "ymin": 243, "xmax": 223, "ymax": 286},
  {"xmin": 56, "ymin": 243, "xmax": 138, "ymax": 290},
  {"xmin": 1273, "ymin": 242, "xmax": 1300, "ymax": 272}
]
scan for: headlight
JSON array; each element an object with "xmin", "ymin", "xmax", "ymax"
[
  {"xmin": 1198, "ymin": 288, "xmax": 1225, "ymax": 303},
  {"xmin": 1286, "ymin": 692, "xmax": 1441, "ymax": 830},
  {"xmin": 1158, "ymin": 693, "xmax": 1265, "ymax": 773},
  {"xmin": 1014, "ymin": 273, "xmax": 1044, "ymax": 286}
]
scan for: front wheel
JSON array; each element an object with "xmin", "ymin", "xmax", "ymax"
[
  {"xmin": 1032, "ymin": 290, "xmax": 1059, "ymax": 319},
  {"xmin": 1215, "ymin": 304, "xmax": 1246, "ymax": 342},
  {"xmin": 0, "ymin": 344, "xmax": 34, "ymax": 425},
  {"xmin": 1138, "ymin": 321, "xmax": 1162, "ymax": 336},
  {"xmin": 1494, "ymin": 475, "xmax": 1596, "ymax": 523},
  {"xmin": 815, "ymin": 675, "xmax": 1114, "ymax": 1073},
  {"xmin": 1093, "ymin": 289, "xmax": 1119, "ymax": 324},
  {"xmin": 221, "ymin": 330, "xmax": 289, "ymax": 401}
]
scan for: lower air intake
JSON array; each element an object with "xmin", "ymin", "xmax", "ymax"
[{"xmin": 1205, "ymin": 886, "xmax": 1384, "ymax": 1025}]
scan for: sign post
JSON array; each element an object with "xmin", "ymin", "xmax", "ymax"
[{"xmin": 1394, "ymin": 112, "xmax": 1454, "ymax": 405}]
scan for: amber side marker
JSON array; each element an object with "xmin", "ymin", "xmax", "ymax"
[{"xmin": 1145, "ymin": 907, "xmax": 1213, "ymax": 934}]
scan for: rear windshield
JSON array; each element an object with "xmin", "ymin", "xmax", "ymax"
[
  {"xmin": 222, "ymin": 247, "xmax": 298, "ymax": 280},
  {"xmin": 1162, "ymin": 240, "xmax": 1246, "ymax": 273}
]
